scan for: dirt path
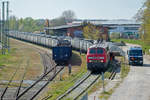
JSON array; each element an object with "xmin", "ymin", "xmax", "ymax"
[{"xmin": 109, "ymin": 44, "xmax": 150, "ymax": 100}]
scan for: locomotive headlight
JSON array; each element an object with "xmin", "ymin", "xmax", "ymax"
[
  {"xmin": 101, "ymin": 60, "xmax": 104, "ymax": 63},
  {"xmin": 89, "ymin": 60, "xmax": 92, "ymax": 62}
]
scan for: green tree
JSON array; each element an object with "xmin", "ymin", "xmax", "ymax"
[
  {"xmin": 10, "ymin": 17, "xmax": 45, "ymax": 32},
  {"xmin": 141, "ymin": 0, "xmax": 150, "ymax": 43},
  {"xmin": 110, "ymin": 32, "xmax": 120, "ymax": 39},
  {"xmin": 83, "ymin": 23, "xmax": 102, "ymax": 40},
  {"xmin": 9, "ymin": 16, "xmax": 18, "ymax": 30}
]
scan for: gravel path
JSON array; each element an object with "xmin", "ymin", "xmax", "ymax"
[{"xmin": 109, "ymin": 44, "xmax": 150, "ymax": 100}]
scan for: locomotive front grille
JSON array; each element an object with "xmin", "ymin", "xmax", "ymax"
[{"xmin": 89, "ymin": 60, "xmax": 104, "ymax": 63}]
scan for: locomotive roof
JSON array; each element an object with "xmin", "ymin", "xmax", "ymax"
[
  {"xmin": 89, "ymin": 42, "xmax": 125, "ymax": 56},
  {"xmin": 89, "ymin": 42, "xmax": 109, "ymax": 49}
]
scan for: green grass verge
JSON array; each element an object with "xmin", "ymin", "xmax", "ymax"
[
  {"xmin": 120, "ymin": 58, "xmax": 130, "ymax": 79},
  {"xmin": 0, "ymin": 39, "xmax": 43, "ymax": 81},
  {"xmin": 112, "ymin": 39, "xmax": 150, "ymax": 54},
  {"xmin": 88, "ymin": 62, "xmax": 115, "ymax": 94},
  {"xmin": 40, "ymin": 51, "xmax": 87, "ymax": 100},
  {"xmin": 0, "ymin": 48, "xmax": 17, "ymax": 66},
  {"xmin": 99, "ymin": 57, "xmax": 130, "ymax": 100}
]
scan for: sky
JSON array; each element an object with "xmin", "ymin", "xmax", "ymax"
[{"xmin": 8, "ymin": 0, "xmax": 144, "ymax": 20}]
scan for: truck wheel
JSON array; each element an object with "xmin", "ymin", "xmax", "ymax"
[
  {"xmin": 140, "ymin": 63, "xmax": 143, "ymax": 66},
  {"xmin": 129, "ymin": 62, "xmax": 131, "ymax": 65}
]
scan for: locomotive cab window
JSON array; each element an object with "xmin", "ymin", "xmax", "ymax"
[
  {"xmin": 97, "ymin": 48, "xmax": 104, "ymax": 54},
  {"xmin": 89, "ymin": 48, "xmax": 96, "ymax": 54}
]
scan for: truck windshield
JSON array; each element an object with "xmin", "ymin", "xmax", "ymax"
[{"xmin": 129, "ymin": 50, "xmax": 142, "ymax": 56}]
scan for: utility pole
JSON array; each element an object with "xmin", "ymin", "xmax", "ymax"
[
  {"xmin": 6, "ymin": 1, "xmax": 9, "ymax": 52},
  {"xmin": 0, "ymin": 5, "xmax": 1, "ymax": 43},
  {"xmin": 2, "ymin": 1, "xmax": 5, "ymax": 55},
  {"xmin": 1, "ymin": 1, "xmax": 10, "ymax": 55}
]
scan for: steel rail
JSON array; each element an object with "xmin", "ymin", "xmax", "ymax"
[
  {"xmin": 16, "ymin": 65, "xmax": 57, "ymax": 100},
  {"xmin": 14, "ymin": 59, "xmax": 29, "ymax": 98},
  {"xmin": 57, "ymin": 71, "xmax": 91, "ymax": 100},
  {"xmin": 73, "ymin": 74, "xmax": 101, "ymax": 100},
  {"xmin": 30, "ymin": 66, "xmax": 64, "ymax": 100},
  {"xmin": 0, "ymin": 60, "xmax": 23, "ymax": 99}
]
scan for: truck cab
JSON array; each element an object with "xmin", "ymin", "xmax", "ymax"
[{"xmin": 127, "ymin": 47, "xmax": 143, "ymax": 66}]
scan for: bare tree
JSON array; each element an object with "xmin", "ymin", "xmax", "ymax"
[
  {"xmin": 61, "ymin": 10, "xmax": 76, "ymax": 23},
  {"xmin": 133, "ymin": 7, "xmax": 144, "ymax": 21}
]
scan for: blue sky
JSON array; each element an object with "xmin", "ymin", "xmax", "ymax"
[{"xmin": 9, "ymin": 0, "xmax": 144, "ymax": 19}]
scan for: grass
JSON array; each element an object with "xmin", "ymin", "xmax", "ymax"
[
  {"xmin": 39, "ymin": 51, "xmax": 88, "ymax": 100},
  {"xmin": 99, "ymin": 57, "xmax": 130, "ymax": 100},
  {"xmin": 120, "ymin": 57, "xmax": 130, "ymax": 79},
  {"xmin": 0, "ymin": 39, "xmax": 43, "ymax": 84},
  {"xmin": 99, "ymin": 89, "xmax": 113, "ymax": 100},
  {"xmin": 112, "ymin": 39, "xmax": 150, "ymax": 55},
  {"xmin": 88, "ymin": 62, "xmax": 115, "ymax": 94}
]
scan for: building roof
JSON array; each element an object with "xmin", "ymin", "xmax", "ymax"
[
  {"xmin": 45, "ymin": 19, "xmax": 141, "ymax": 30},
  {"xmin": 73, "ymin": 19, "xmax": 141, "ymax": 25},
  {"xmin": 44, "ymin": 24, "xmax": 82, "ymax": 30}
]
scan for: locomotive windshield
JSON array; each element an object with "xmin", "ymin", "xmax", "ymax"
[
  {"xmin": 97, "ymin": 48, "xmax": 104, "ymax": 54},
  {"xmin": 89, "ymin": 48, "xmax": 104, "ymax": 54},
  {"xmin": 89, "ymin": 49, "xmax": 96, "ymax": 54}
]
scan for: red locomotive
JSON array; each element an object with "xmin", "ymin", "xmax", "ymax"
[{"xmin": 86, "ymin": 43, "xmax": 111, "ymax": 72}]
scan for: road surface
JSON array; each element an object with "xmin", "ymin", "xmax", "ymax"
[{"xmin": 109, "ymin": 44, "xmax": 150, "ymax": 100}]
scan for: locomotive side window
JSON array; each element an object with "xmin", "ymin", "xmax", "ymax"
[
  {"xmin": 97, "ymin": 48, "xmax": 104, "ymax": 54},
  {"xmin": 89, "ymin": 49, "xmax": 96, "ymax": 54}
]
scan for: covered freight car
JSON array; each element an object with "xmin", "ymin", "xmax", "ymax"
[{"xmin": 52, "ymin": 39, "xmax": 72, "ymax": 64}]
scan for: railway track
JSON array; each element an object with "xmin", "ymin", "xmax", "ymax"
[
  {"xmin": 109, "ymin": 60, "xmax": 120, "ymax": 80},
  {"xmin": 109, "ymin": 68, "xmax": 117, "ymax": 80},
  {"xmin": 57, "ymin": 71, "xmax": 101, "ymax": 100},
  {"xmin": 0, "ymin": 44, "xmax": 63, "ymax": 100},
  {"xmin": 57, "ymin": 60, "xmax": 120, "ymax": 100},
  {"xmin": 15, "ymin": 50, "xmax": 63, "ymax": 100},
  {"xmin": 16, "ymin": 65, "xmax": 64, "ymax": 100},
  {"xmin": 14, "ymin": 60, "xmax": 29, "ymax": 98},
  {"xmin": 0, "ymin": 59, "xmax": 27, "ymax": 100}
]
